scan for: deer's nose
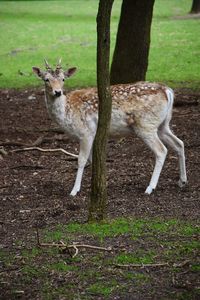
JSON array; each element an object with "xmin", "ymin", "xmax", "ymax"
[{"xmin": 54, "ymin": 90, "xmax": 62, "ymax": 97}]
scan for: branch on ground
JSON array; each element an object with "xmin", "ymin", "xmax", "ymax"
[
  {"xmin": 114, "ymin": 260, "xmax": 190, "ymax": 269},
  {"xmin": 36, "ymin": 228, "xmax": 112, "ymax": 258},
  {"xmin": 12, "ymin": 146, "xmax": 78, "ymax": 158},
  {"xmin": 114, "ymin": 263, "xmax": 169, "ymax": 268},
  {"xmin": 0, "ymin": 147, "xmax": 8, "ymax": 158},
  {"xmin": 0, "ymin": 133, "xmax": 69, "ymax": 148}
]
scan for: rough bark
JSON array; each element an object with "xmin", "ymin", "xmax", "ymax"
[
  {"xmin": 88, "ymin": 0, "xmax": 114, "ymax": 222},
  {"xmin": 110, "ymin": 0, "xmax": 155, "ymax": 85},
  {"xmin": 190, "ymin": 0, "xmax": 200, "ymax": 13}
]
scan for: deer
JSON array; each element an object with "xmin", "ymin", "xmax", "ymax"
[{"xmin": 32, "ymin": 59, "xmax": 187, "ymax": 196}]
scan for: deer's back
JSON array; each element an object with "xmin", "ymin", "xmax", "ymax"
[{"xmin": 67, "ymin": 82, "xmax": 169, "ymax": 137}]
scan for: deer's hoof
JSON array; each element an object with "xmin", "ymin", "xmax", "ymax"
[
  {"xmin": 70, "ymin": 189, "xmax": 79, "ymax": 197},
  {"xmin": 178, "ymin": 179, "xmax": 187, "ymax": 188},
  {"xmin": 145, "ymin": 186, "xmax": 154, "ymax": 195}
]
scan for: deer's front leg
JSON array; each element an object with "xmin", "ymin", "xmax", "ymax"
[{"xmin": 70, "ymin": 136, "xmax": 94, "ymax": 196}]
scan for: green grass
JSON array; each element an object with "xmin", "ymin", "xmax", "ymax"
[
  {"xmin": 21, "ymin": 247, "xmax": 42, "ymax": 259},
  {"xmin": 87, "ymin": 282, "xmax": 116, "ymax": 297},
  {"xmin": 21, "ymin": 265, "xmax": 44, "ymax": 277},
  {"xmin": 163, "ymin": 240, "xmax": 200, "ymax": 260},
  {"xmin": 44, "ymin": 218, "xmax": 146, "ymax": 243},
  {"xmin": 49, "ymin": 261, "xmax": 78, "ymax": 272},
  {"xmin": 44, "ymin": 218, "xmax": 199, "ymax": 243},
  {"xmin": 123, "ymin": 272, "xmax": 149, "ymax": 283},
  {"xmin": 191, "ymin": 264, "xmax": 200, "ymax": 272},
  {"xmin": 114, "ymin": 251, "xmax": 155, "ymax": 265},
  {"xmin": 1, "ymin": 217, "xmax": 199, "ymax": 299},
  {"xmin": 0, "ymin": 0, "xmax": 199, "ymax": 89}
]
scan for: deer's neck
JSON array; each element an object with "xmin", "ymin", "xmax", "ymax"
[{"xmin": 45, "ymin": 90, "xmax": 69, "ymax": 125}]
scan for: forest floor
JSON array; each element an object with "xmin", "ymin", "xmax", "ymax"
[{"xmin": 0, "ymin": 87, "xmax": 199, "ymax": 299}]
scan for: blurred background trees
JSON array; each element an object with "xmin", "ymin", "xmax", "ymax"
[
  {"xmin": 110, "ymin": 0, "xmax": 155, "ymax": 84},
  {"xmin": 190, "ymin": 0, "xmax": 200, "ymax": 13}
]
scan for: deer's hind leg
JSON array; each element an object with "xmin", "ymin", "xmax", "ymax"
[
  {"xmin": 158, "ymin": 124, "xmax": 187, "ymax": 187},
  {"xmin": 136, "ymin": 128, "xmax": 168, "ymax": 194}
]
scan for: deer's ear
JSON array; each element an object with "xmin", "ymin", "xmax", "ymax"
[
  {"xmin": 64, "ymin": 67, "xmax": 77, "ymax": 78},
  {"xmin": 32, "ymin": 67, "xmax": 43, "ymax": 78}
]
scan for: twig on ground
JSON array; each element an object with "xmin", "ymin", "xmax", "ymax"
[
  {"xmin": 36, "ymin": 228, "xmax": 112, "ymax": 258},
  {"xmin": 114, "ymin": 260, "xmax": 191, "ymax": 269},
  {"xmin": 36, "ymin": 228, "xmax": 40, "ymax": 246},
  {"xmin": 31, "ymin": 135, "xmax": 46, "ymax": 147},
  {"xmin": 114, "ymin": 262, "xmax": 169, "ymax": 268},
  {"xmin": 38, "ymin": 241, "xmax": 112, "ymax": 251},
  {"xmin": 0, "ymin": 147, "xmax": 8, "ymax": 158},
  {"xmin": 12, "ymin": 146, "xmax": 78, "ymax": 158},
  {"xmin": 0, "ymin": 141, "xmax": 30, "ymax": 147},
  {"xmin": 72, "ymin": 245, "xmax": 79, "ymax": 258},
  {"xmin": 0, "ymin": 133, "xmax": 68, "ymax": 148},
  {"xmin": 173, "ymin": 260, "xmax": 190, "ymax": 268}
]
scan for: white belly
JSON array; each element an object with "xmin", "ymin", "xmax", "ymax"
[{"xmin": 110, "ymin": 109, "xmax": 131, "ymax": 136}]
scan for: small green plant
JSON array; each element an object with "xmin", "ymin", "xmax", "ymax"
[
  {"xmin": 162, "ymin": 240, "xmax": 200, "ymax": 263},
  {"xmin": 42, "ymin": 285, "xmax": 76, "ymax": 300},
  {"xmin": 179, "ymin": 224, "xmax": 200, "ymax": 236},
  {"xmin": 191, "ymin": 264, "xmax": 200, "ymax": 272},
  {"xmin": 123, "ymin": 271, "xmax": 149, "ymax": 284},
  {"xmin": 87, "ymin": 282, "xmax": 116, "ymax": 297},
  {"xmin": 0, "ymin": 249, "xmax": 15, "ymax": 267},
  {"xmin": 146, "ymin": 219, "xmax": 178, "ymax": 233},
  {"xmin": 21, "ymin": 247, "xmax": 42, "ymax": 259},
  {"xmin": 49, "ymin": 261, "xmax": 78, "ymax": 272},
  {"xmin": 44, "ymin": 230, "xmax": 64, "ymax": 242},
  {"xmin": 21, "ymin": 265, "xmax": 44, "ymax": 278},
  {"xmin": 114, "ymin": 251, "xmax": 155, "ymax": 265}
]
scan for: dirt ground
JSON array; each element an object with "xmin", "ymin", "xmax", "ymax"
[{"xmin": 0, "ymin": 87, "xmax": 199, "ymax": 299}]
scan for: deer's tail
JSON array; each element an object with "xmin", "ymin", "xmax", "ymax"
[{"xmin": 163, "ymin": 87, "xmax": 174, "ymax": 126}]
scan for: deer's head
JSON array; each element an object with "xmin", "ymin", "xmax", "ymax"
[{"xmin": 32, "ymin": 59, "xmax": 77, "ymax": 97}]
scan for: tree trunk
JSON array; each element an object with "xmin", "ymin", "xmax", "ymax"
[
  {"xmin": 190, "ymin": 0, "xmax": 200, "ymax": 13},
  {"xmin": 110, "ymin": 0, "xmax": 155, "ymax": 85},
  {"xmin": 88, "ymin": 0, "xmax": 114, "ymax": 222}
]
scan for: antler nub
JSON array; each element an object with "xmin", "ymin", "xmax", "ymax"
[
  {"xmin": 44, "ymin": 58, "xmax": 52, "ymax": 71},
  {"xmin": 56, "ymin": 58, "xmax": 62, "ymax": 72},
  {"xmin": 54, "ymin": 58, "xmax": 62, "ymax": 75}
]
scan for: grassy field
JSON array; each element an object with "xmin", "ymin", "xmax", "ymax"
[
  {"xmin": 0, "ymin": 0, "xmax": 199, "ymax": 89},
  {"xmin": 1, "ymin": 218, "xmax": 199, "ymax": 299}
]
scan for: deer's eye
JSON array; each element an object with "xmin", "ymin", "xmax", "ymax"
[
  {"xmin": 45, "ymin": 78, "xmax": 49, "ymax": 82},
  {"xmin": 62, "ymin": 78, "xmax": 65, "ymax": 82}
]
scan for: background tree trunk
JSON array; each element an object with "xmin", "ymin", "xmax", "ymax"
[
  {"xmin": 110, "ymin": 0, "xmax": 155, "ymax": 85},
  {"xmin": 88, "ymin": 0, "xmax": 114, "ymax": 222},
  {"xmin": 190, "ymin": 0, "xmax": 200, "ymax": 13}
]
